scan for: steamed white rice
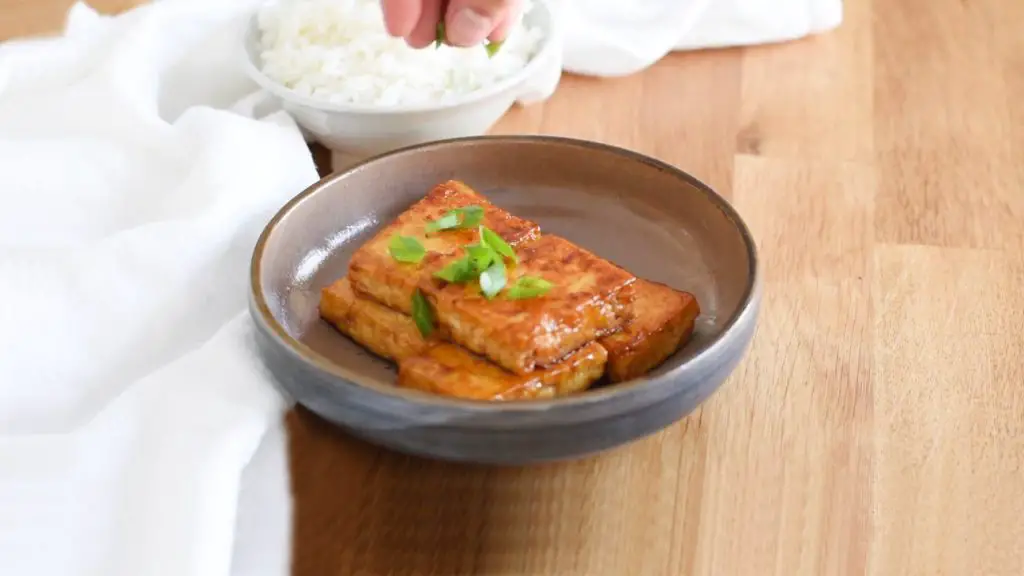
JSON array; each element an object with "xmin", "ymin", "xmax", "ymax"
[{"xmin": 256, "ymin": 0, "xmax": 545, "ymax": 107}]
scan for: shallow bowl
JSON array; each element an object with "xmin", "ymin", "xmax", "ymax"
[
  {"xmin": 249, "ymin": 136, "xmax": 760, "ymax": 464},
  {"xmin": 241, "ymin": 0, "xmax": 560, "ymax": 159}
]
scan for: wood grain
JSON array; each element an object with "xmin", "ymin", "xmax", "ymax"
[
  {"xmin": 8, "ymin": 0, "xmax": 1024, "ymax": 574},
  {"xmin": 0, "ymin": 0, "xmax": 143, "ymax": 40}
]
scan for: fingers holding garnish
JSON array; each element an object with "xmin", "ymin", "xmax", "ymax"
[
  {"xmin": 383, "ymin": 0, "xmax": 519, "ymax": 52},
  {"xmin": 443, "ymin": 0, "xmax": 514, "ymax": 47},
  {"xmin": 380, "ymin": 0, "xmax": 422, "ymax": 38}
]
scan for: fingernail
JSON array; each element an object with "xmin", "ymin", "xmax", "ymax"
[{"xmin": 447, "ymin": 8, "xmax": 492, "ymax": 46}]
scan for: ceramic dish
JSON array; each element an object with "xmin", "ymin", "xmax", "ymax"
[{"xmin": 249, "ymin": 136, "xmax": 761, "ymax": 464}]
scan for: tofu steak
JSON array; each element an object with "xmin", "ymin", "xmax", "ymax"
[
  {"xmin": 319, "ymin": 277, "xmax": 607, "ymax": 401},
  {"xmin": 599, "ymin": 279, "xmax": 701, "ymax": 382},
  {"xmin": 319, "ymin": 276, "xmax": 436, "ymax": 362},
  {"xmin": 348, "ymin": 180, "xmax": 540, "ymax": 314},
  {"xmin": 420, "ymin": 234, "xmax": 636, "ymax": 375},
  {"xmin": 398, "ymin": 342, "xmax": 608, "ymax": 401}
]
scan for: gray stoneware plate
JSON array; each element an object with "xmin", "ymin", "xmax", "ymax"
[{"xmin": 249, "ymin": 135, "xmax": 761, "ymax": 465}]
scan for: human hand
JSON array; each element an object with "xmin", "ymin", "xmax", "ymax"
[{"xmin": 381, "ymin": 0, "xmax": 522, "ymax": 49}]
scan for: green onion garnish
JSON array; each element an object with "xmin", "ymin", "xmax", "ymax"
[{"xmin": 388, "ymin": 235, "xmax": 426, "ymax": 264}]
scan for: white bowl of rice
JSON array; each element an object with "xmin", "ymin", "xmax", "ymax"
[{"xmin": 243, "ymin": 0, "xmax": 559, "ymax": 159}]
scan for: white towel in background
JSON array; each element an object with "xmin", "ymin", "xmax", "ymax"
[
  {"xmin": 560, "ymin": 0, "xmax": 843, "ymax": 77},
  {"xmin": 0, "ymin": 1, "xmax": 842, "ymax": 575}
]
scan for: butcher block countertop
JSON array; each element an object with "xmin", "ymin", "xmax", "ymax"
[{"xmin": 7, "ymin": 1, "xmax": 1024, "ymax": 574}]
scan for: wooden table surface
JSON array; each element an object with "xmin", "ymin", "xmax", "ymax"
[{"xmin": 7, "ymin": 1, "xmax": 1024, "ymax": 574}]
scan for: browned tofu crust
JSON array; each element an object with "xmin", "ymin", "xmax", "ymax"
[
  {"xmin": 321, "ymin": 183, "xmax": 704, "ymax": 398},
  {"xmin": 599, "ymin": 279, "xmax": 700, "ymax": 383},
  {"xmin": 397, "ymin": 341, "xmax": 608, "ymax": 401},
  {"xmin": 347, "ymin": 180, "xmax": 540, "ymax": 314},
  {"xmin": 319, "ymin": 276, "xmax": 435, "ymax": 362},
  {"xmin": 420, "ymin": 234, "xmax": 636, "ymax": 375}
]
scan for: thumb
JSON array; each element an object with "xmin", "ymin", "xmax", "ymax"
[{"xmin": 443, "ymin": 0, "xmax": 513, "ymax": 47}]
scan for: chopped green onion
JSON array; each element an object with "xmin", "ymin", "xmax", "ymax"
[
  {"xmin": 425, "ymin": 212, "xmax": 459, "ymax": 233},
  {"xmin": 435, "ymin": 21, "xmax": 501, "ymax": 57},
  {"xmin": 388, "ymin": 235, "xmax": 426, "ymax": 264},
  {"xmin": 425, "ymin": 205, "xmax": 485, "ymax": 233},
  {"xmin": 506, "ymin": 275, "xmax": 553, "ymax": 300},
  {"xmin": 435, "ymin": 22, "xmax": 446, "ymax": 49},
  {"xmin": 411, "ymin": 289, "xmax": 435, "ymax": 337},
  {"xmin": 433, "ymin": 256, "xmax": 477, "ymax": 283},
  {"xmin": 479, "ymin": 260, "xmax": 507, "ymax": 299},
  {"xmin": 466, "ymin": 242, "xmax": 498, "ymax": 271},
  {"xmin": 479, "ymin": 225, "xmax": 517, "ymax": 264},
  {"xmin": 457, "ymin": 206, "xmax": 485, "ymax": 228}
]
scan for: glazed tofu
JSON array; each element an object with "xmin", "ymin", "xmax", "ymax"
[
  {"xmin": 319, "ymin": 276, "xmax": 435, "ymax": 362},
  {"xmin": 398, "ymin": 342, "xmax": 608, "ymax": 401},
  {"xmin": 348, "ymin": 180, "xmax": 540, "ymax": 314},
  {"xmin": 420, "ymin": 234, "xmax": 636, "ymax": 375},
  {"xmin": 599, "ymin": 279, "xmax": 701, "ymax": 383}
]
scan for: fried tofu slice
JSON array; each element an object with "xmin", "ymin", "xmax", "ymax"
[
  {"xmin": 319, "ymin": 276, "xmax": 434, "ymax": 362},
  {"xmin": 420, "ymin": 234, "xmax": 636, "ymax": 375},
  {"xmin": 599, "ymin": 279, "xmax": 701, "ymax": 383},
  {"xmin": 320, "ymin": 275, "xmax": 607, "ymax": 401},
  {"xmin": 398, "ymin": 342, "xmax": 608, "ymax": 401},
  {"xmin": 348, "ymin": 180, "xmax": 540, "ymax": 314}
]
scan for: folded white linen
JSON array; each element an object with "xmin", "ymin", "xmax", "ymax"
[
  {"xmin": 0, "ymin": 2, "xmax": 317, "ymax": 575},
  {"xmin": 560, "ymin": 0, "xmax": 843, "ymax": 77}
]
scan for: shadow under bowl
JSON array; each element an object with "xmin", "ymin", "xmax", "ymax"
[{"xmin": 249, "ymin": 136, "xmax": 761, "ymax": 465}]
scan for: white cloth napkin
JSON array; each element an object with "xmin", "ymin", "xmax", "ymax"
[
  {"xmin": 0, "ymin": 1, "xmax": 316, "ymax": 575},
  {"xmin": 560, "ymin": 0, "xmax": 843, "ymax": 77},
  {"xmin": 0, "ymin": 1, "xmax": 842, "ymax": 575}
]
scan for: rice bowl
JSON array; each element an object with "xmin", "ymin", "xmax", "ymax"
[
  {"xmin": 241, "ymin": 0, "xmax": 558, "ymax": 156},
  {"xmin": 253, "ymin": 0, "xmax": 547, "ymax": 109}
]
